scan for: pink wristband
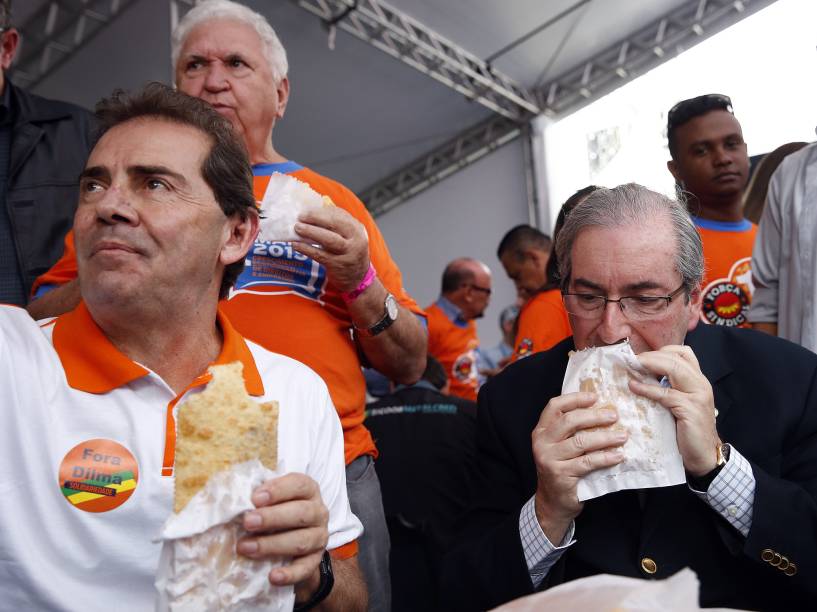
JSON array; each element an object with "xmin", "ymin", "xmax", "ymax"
[{"xmin": 341, "ymin": 263, "xmax": 377, "ymax": 303}]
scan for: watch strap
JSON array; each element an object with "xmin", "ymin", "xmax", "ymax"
[
  {"xmin": 355, "ymin": 293, "xmax": 398, "ymax": 338},
  {"xmin": 293, "ymin": 550, "xmax": 334, "ymax": 611},
  {"xmin": 688, "ymin": 442, "xmax": 730, "ymax": 491}
]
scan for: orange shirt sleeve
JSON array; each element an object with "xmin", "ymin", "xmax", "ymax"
[
  {"xmin": 292, "ymin": 169, "xmax": 425, "ymax": 319},
  {"xmin": 32, "ymin": 230, "xmax": 78, "ymax": 296},
  {"xmin": 513, "ymin": 289, "xmax": 571, "ymax": 360}
]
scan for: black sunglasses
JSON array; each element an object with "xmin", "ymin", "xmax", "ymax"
[{"xmin": 667, "ymin": 93, "xmax": 733, "ymax": 133}]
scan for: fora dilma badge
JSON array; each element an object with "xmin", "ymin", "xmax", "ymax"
[{"xmin": 58, "ymin": 439, "xmax": 139, "ymax": 513}]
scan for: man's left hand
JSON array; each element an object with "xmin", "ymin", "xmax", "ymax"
[
  {"xmin": 630, "ymin": 345, "xmax": 720, "ymax": 477},
  {"xmin": 238, "ymin": 473, "xmax": 329, "ymax": 591},
  {"xmin": 293, "ymin": 206, "xmax": 370, "ymax": 293}
]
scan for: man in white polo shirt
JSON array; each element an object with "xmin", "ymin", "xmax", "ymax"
[{"xmin": 0, "ymin": 83, "xmax": 365, "ymax": 610}]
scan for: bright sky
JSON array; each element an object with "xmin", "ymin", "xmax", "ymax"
[{"xmin": 542, "ymin": 0, "xmax": 817, "ymax": 229}]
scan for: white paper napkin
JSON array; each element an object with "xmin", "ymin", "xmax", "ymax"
[
  {"xmin": 562, "ymin": 342, "xmax": 686, "ymax": 501},
  {"xmin": 155, "ymin": 460, "xmax": 294, "ymax": 611}
]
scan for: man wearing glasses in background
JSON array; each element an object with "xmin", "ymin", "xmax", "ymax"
[
  {"xmin": 666, "ymin": 94, "xmax": 755, "ymax": 328},
  {"xmin": 426, "ymin": 258, "xmax": 492, "ymax": 401},
  {"xmin": 441, "ymin": 184, "xmax": 817, "ymax": 611}
]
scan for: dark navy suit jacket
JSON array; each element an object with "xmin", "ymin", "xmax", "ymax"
[{"xmin": 442, "ymin": 325, "xmax": 817, "ymax": 611}]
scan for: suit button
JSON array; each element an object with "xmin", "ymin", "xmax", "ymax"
[
  {"xmin": 641, "ymin": 557, "xmax": 657, "ymax": 574},
  {"xmin": 761, "ymin": 549, "xmax": 774, "ymax": 562},
  {"xmin": 784, "ymin": 563, "xmax": 797, "ymax": 577},
  {"xmin": 771, "ymin": 553, "xmax": 782, "ymax": 567},
  {"xmin": 778, "ymin": 556, "xmax": 790, "ymax": 571}
]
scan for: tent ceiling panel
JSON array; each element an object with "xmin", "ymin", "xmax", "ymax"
[{"xmin": 386, "ymin": 0, "xmax": 690, "ymax": 86}]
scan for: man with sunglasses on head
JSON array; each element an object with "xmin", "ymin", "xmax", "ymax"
[
  {"xmin": 666, "ymin": 94, "xmax": 755, "ymax": 328},
  {"xmin": 426, "ymin": 258, "xmax": 492, "ymax": 401},
  {"xmin": 441, "ymin": 184, "xmax": 817, "ymax": 611}
]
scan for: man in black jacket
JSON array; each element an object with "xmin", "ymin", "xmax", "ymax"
[
  {"xmin": 442, "ymin": 183, "xmax": 817, "ymax": 611},
  {"xmin": 366, "ymin": 357, "xmax": 476, "ymax": 612},
  {"xmin": 0, "ymin": 1, "xmax": 92, "ymax": 304}
]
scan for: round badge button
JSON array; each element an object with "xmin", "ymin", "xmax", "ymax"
[{"xmin": 58, "ymin": 439, "xmax": 139, "ymax": 513}]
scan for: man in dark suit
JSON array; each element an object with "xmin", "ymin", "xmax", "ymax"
[
  {"xmin": 442, "ymin": 183, "xmax": 817, "ymax": 611},
  {"xmin": 366, "ymin": 356, "xmax": 476, "ymax": 612}
]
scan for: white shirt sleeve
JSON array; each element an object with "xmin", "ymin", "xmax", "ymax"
[
  {"xmin": 688, "ymin": 446, "xmax": 755, "ymax": 537},
  {"xmin": 306, "ymin": 377, "xmax": 364, "ymax": 551},
  {"xmin": 519, "ymin": 496, "xmax": 576, "ymax": 587}
]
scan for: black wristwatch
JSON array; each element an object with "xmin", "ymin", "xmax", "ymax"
[
  {"xmin": 354, "ymin": 293, "xmax": 399, "ymax": 338},
  {"xmin": 294, "ymin": 550, "xmax": 334, "ymax": 611},
  {"xmin": 688, "ymin": 442, "xmax": 731, "ymax": 491}
]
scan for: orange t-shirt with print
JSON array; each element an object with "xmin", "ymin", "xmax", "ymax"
[
  {"xmin": 513, "ymin": 288, "xmax": 571, "ymax": 360},
  {"xmin": 33, "ymin": 162, "xmax": 425, "ymax": 465},
  {"xmin": 694, "ymin": 217, "xmax": 756, "ymax": 328},
  {"xmin": 425, "ymin": 301, "xmax": 479, "ymax": 401}
]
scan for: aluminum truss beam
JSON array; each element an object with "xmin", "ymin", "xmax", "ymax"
[
  {"xmin": 10, "ymin": 0, "xmax": 138, "ymax": 90},
  {"xmin": 358, "ymin": 0, "xmax": 777, "ymax": 213},
  {"xmin": 359, "ymin": 114, "xmax": 522, "ymax": 218},
  {"xmin": 538, "ymin": 0, "xmax": 778, "ymax": 117},
  {"xmin": 294, "ymin": 0, "xmax": 540, "ymax": 122}
]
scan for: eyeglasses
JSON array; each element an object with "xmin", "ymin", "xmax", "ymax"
[
  {"xmin": 562, "ymin": 283, "xmax": 686, "ymax": 321},
  {"xmin": 667, "ymin": 94, "xmax": 733, "ymax": 133},
  {"xmin": 466, "ymin": 284, "xmax": 492, "ymax": 296}
]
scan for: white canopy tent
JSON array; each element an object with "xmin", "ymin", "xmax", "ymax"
[{"xmin": 9, "ymin": 0, "xmax": 779, "ymax": 346}]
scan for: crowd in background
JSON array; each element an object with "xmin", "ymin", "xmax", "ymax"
[{"xmin": 0, "ymin": 0, "xmax": 816, "ymax": 611}]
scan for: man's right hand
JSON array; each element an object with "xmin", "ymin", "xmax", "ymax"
[{"xmin": 531, "ymin": 391, "xmax": 628, "ymax": 544}]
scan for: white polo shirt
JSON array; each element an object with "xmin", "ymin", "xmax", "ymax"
[{"xmin": 0, "ymin": 303, "xmax": 361, "ymax": 610}]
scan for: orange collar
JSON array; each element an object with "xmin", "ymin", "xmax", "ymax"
[{"xmin": 53, "ymin": 301, "xmax": 264, "ymax": 396}]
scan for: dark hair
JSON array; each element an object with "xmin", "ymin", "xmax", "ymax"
[
  {"xmin": 542, "ymin": 185, "xmax": 600, "ymax": 291},
  {"xmin": 496, "ymin": 225, "xmax": 551, "ymax": 260},
  {"xmin": 441, "ymin": 260, "xmax": 475, "ymax": 294},
  {"xmin": 422, "ymin": 356, "xmax": 448, "ymax": 391},
  {"xmin": 667, "ymin": 93, "xmax": 733, "ymax": 159},
  {"xmin": 94, "ymin": 82, "xmax": 256, "ymax": 299}
]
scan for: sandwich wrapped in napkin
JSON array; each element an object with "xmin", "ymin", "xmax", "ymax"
[
  {"xmin": 562, "ymin": 342, "xmax": 686, "ymax": 501},
  {"xmin": 258, "ymin": 173, "xmax": 335, "ymax": 243},
  {"xmin": 155, "ymin": 362, "xmax": 293, "ymax": 611}
]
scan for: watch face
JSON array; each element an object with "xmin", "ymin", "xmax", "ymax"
[{"xmin": 386, "ymin": 294, "xmax": 399, "ymax": 319}]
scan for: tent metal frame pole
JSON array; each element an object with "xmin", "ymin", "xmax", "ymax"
[
  {"xmin": 9, "ymin": 0, "xmax": 139, "ymax": 90},
  {"xmin": 357, "ymin": 0, "xmax": 777, "ymax": 213},
  {"xmin": 293, "ymin": 0, "xmax": 540, "ymax": 122},
  {"xmin": 10, "ymin": 0, "xmax": 776, "ymax": 214}
]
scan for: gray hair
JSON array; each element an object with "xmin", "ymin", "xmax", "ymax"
[
  {"xmin": 555, "ymin": 183, "xmax": 704, "ymax": 296},
  {"xmin": 171, "ymin": 0, "xmax": 289, "ymax": 82}
]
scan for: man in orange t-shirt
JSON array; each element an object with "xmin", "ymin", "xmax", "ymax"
[
  {"xmin": 667, "ymin": 94, "xmax": 754, "ymax": 327},
  {"xmin": 26, "ymin": 3, "xmax": 427, "ymax": 609},
  {"xmin": 512, "ymin": 288, "xmax": 571, "ymax": 359},
  {"xmin": 426, "ymin": 258, "xmax": 492, "ymax": 401},
  {"xmin": 497, "ymin": 224, "xmax": 572, "ymax": 359}
]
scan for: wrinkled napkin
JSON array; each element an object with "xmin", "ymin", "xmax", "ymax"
[
  {"xmin": 258, "ymin": 173, "xmax": 328, "ymax": 243},
  {"xmin": 155, "ymin": 460, "xmax": 293, "ymax": 611},
  {"xmin": 562, "ymin": 342, "xmax": 686, "ymax": 501},
  {"xmin": 491, "ymin": 568, "xmax": 748, "ymax": 611}
]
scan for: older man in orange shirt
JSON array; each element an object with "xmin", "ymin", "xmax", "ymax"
[{"xmin": 426, "ymin": 258, "xmax": 492, "ymax": 401}]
